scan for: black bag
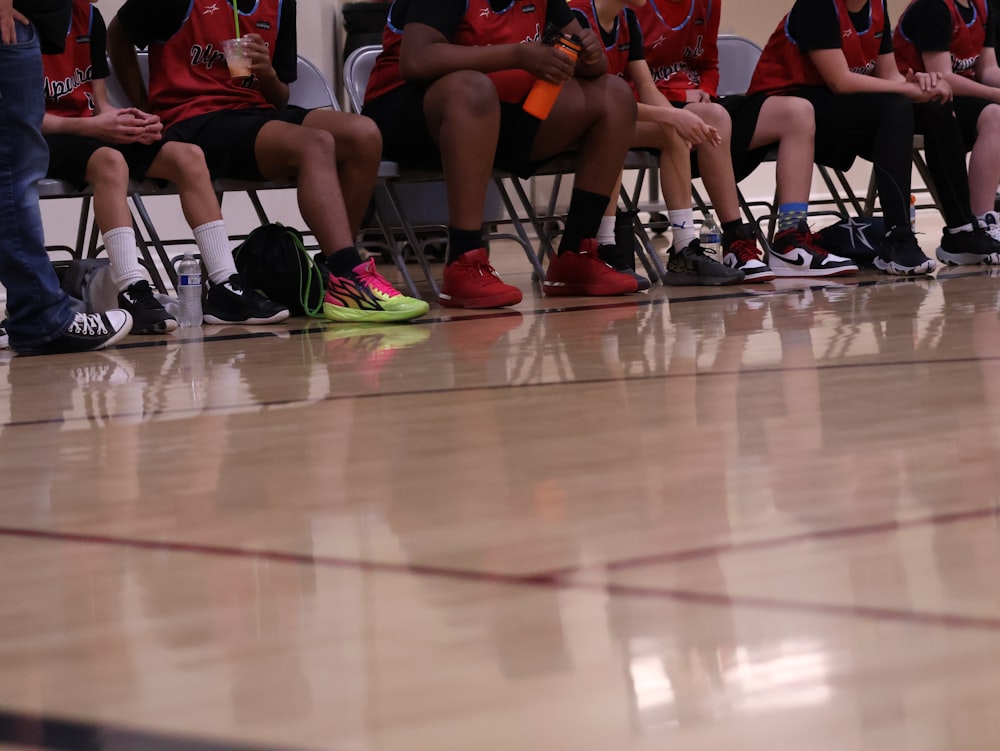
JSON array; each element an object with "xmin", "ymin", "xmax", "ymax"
[
  {"xmin": 816, "ymin": 215, "xmax": 887, "ymax": 268},
  {"xmin": 56, "ymin": 258, "xmax": 118, "ymax": 313},
  {"xmin": 232, "ymin": 223, "xmax": 324, "ymax": 317}
]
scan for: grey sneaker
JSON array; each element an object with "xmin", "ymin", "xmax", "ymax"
[{"xmin": 664, "ymin": 239, "xmax": 745, "ymax": 286}]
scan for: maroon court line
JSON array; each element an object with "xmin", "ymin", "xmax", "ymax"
[
  {"xmin": 533, "ymin": 504, "xmax": 1000, "ymax": 578},
  {"xmin": 2, "ymin": 524, "xmax": 1000, "ymax": 633}
]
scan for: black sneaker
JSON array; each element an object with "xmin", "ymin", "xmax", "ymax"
[
  {"xmin": 118, "ymin": 280, "xmax": 178, "ymax": 334},
  {"xmin": 597, "ymin": 243, "xmax": 651, "ymax": 291},
  {"xmin": 875, "ymin": 225, "xmax": 937, "ymax": 276},
  {"xmin": 203, "ymin": 273, "xmax": 290, "ymax": 325},
  {"xmin": 16, "ymin": 310, "xmax": 133, "ymax": 356},
  {"xmin": 664, "ymin": 238, "xmax": 745, "ymax": 286},
  {"xmin": 875, "ymin": 226, "xmax": 936, "ymax": 276},
  {"xmin": 935, "ymin": 226, "xmax": 1000, "ymax": 266}
]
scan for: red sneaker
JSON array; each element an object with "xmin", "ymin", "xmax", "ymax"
[
  {"xmin": 543, "ymin": 239, "xmax": 639, "ymax": 297},
  {"xmin": 439, "ymin": 249, "xmax": 523, "ymax": 309}
]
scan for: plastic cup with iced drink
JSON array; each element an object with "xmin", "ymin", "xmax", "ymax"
[{"xmin": 222, "ymin": 38, "xmax": 251, "ymax": 79}]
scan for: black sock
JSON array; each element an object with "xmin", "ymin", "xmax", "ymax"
[
  {"xmin": 324, "ymin": 246, "xmax": 365, "ymax": 276},
  {"xmin": 446, "ymin": 227, "xmax": 485, "ymax": 265},
  {"xmin": 558, "ymin": 188, "xmax": 609, "ymax": 254},
  {"xmin": 721, "ymin": 220, "xmax": 743, "ymax": 248}
]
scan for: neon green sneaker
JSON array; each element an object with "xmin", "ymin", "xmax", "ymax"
[{"xmin": 323, "ymin": 259, "xmax": 429, "ymax": 323}]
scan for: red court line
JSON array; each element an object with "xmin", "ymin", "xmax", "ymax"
[
  {"xmin": 564, "ymin": 504, "xmax": 1000, "ymax": 575},
  {"xmin": 2, "ymin": 523, "xmax": 1000, "ymax": 633}
]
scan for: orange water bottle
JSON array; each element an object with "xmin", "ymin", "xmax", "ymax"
[{"xmin": 523, "ymin": 32, "xmax": 582, "ymax": 120}]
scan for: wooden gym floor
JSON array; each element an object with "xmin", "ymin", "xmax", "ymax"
[{"xmin": 2, "ymin": 226, "xmax": 1000, "ymax": 750}]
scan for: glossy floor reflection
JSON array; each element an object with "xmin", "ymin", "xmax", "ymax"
[{"xmin": 2, "ymin": 257, "xmax": 1000, "ymax": 750}]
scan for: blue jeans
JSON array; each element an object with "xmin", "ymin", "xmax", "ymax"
[{"xmin": 0, "ymin": 22, "xmax": 74, "ymax": 350}]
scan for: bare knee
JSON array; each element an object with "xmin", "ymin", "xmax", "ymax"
[
  {"xmin": 85, "ymin": 147, "xmax": 129, "ymax": 189},
  {"xmin": 692, "ymin": 101, "xmax": 732, "ymax": 135},
  {"xmin": 336, "ymin": 113, "xmax": 382, "ymax": 165},
  {"xmin": 427, "ymin": 70, "xmax": 501, "ymax": 123},
  {"xmin": 978, "ymin": 104, "xmax": 1000, "ymax": 137},
  {"xmin": 156, "ymin": 142, "xmax": 211, "ymax": 182},
  {"xmin": 765, "ymin": 96, "xmax": 815, "ymax": 139}
]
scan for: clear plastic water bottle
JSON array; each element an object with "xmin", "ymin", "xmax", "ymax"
[
  {"xmin": 176, "ymin": 251, "xmax": 203, "ymax": 327},
  {"xmin": 699, "ymin": 213, "xmax": 722, "ymax": 255}
]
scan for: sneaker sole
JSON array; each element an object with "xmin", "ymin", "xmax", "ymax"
[
  {"xmin": 935, "ymin": 247, "xmax": 1000, "ymax": 266},
  {"xmin": 770, "ymin": 265, "xmax": 858, "ymax": 278},
  {"xmin": 92, "ymin": 314, "xmax": 134, "ymax": 351},
  {"xmin": 131, "ymin": 317, "xmax": 179, "ymax": 335},
  {"xmin": 202, "ymin": 310, "xmax": 291, "ymax": 326},
  {"xmin": 322, "ymin": 301, "xmax": 429, "ymax": 323},
  {"xmin": 662, "ymin": 272, "xmax": 744, "ymax": 286},
  {"xmin": 739, "ymin": 269, "xmax": 776, "ymax": 283},
  {"xmin": 438, "ymin": 289, "xmax": 523, "ymax": 309},
  {"xmin": 542, "ymin": 280, "xmax": 638, "ymax": 296},
  {"xmin": 874, "ymin": 257, "xmax": 936, "ymax": 276}
]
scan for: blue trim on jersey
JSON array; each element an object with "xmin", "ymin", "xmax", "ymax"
[{"xmin": 649, "ymin": 0, "xmax": 696, "ymax": 32}]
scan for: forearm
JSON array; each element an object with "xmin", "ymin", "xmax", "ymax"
[
  {"xmin": 400, "ymin": 39, "xmax": 525, "ymax": 83},
  {"xmin": 256, "ymin": 70, "xmax": 289, "ymax": 107},
  {"xmin": 947, "ymin": 72, "xmax": 1000, "ymax": 103},
  {"xmin": 42, "ymin": 113, "xmax": 95, "ymax": 137}
]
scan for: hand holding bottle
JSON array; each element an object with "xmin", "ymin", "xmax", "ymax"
[{"xmin": 523, "ymin": 29, "xmax": 582, "ymax": 120}]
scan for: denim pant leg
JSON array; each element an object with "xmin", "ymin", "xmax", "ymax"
[{"xmin": 0, "ymin": 23, "xmax": 74, "ymax": 350}]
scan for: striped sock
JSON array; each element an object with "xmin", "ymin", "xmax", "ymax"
[{"xmin": 777, "ymin": 202, "xmax": 808, "ymax": 233}]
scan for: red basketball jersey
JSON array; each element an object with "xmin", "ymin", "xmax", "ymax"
[
  {"xmin": 894, "ymin": 0, "xmax": 987, "ymax": 78},
  {"xmin": 147, "ymin": 0, "xmax": 281, "ymax": 128},
  {"xmin": 633, "ymin": 0, "xmax": 720, "ymax": 102},
  {"xmin": 568, "ymin": 0, "xmax": 634, "ymax": 79},
  {"xmin": 365, "ymin": 0, "xmax": 549, "ymax": 105},
  {"xmin": 749, "ymin": 0, "xmax": 886, "ymax": 96},
  {"xmin": 43, "ymin": 0, "xmax": 96, "ymax": 118}
]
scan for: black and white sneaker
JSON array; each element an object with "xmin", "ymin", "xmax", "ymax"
[
  {"xmin": 203, "ymin": 273, "xmax": 290, "ymax": 325},
  {"xmin": 935, "ymin": 226, "xmax": 1000, "ymax": 266},
  {"xmin": 664, "ymin": 239, "xmax": 745, "ymax": 286},
  {"xmin": 770, "ymin": 220, "xmax": 858, "ymax": 277},
  {"xmin": 876, "ymin": 226, "xmax": 936, "ymax": 276},
  {"xmin": 118, "ymin": 280, "xmax": 178, "ymax": 334},
  {"xmin": 0, "ymin": 320, "xmax": 8, "ymax": 350},
  {"xmin": 981, "ymin": 211, "xmax": 1000, "ymax": 243},
  {"xmin": 722, "ymin": 226, "xmax": 774, "ymax": 282},
  {"xmin": 16, "ymin": 310, "xmax": 133, "ymax": 356}
]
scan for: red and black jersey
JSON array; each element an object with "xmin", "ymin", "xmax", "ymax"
[
  {"xmin": 43, "ymin": 0, "xmax": 96, "ymax": 118},
  {"xmin": 894, "ymin": 0, "xmax": 987, "ymax": 77},
  {"xmin": 567, "ymin": 0, "xmax": 635, "ymax": 79},
  {"xmin": 366, "ymin": 0, "xmax": 550, "ymax": 105},
  {"xmin": 146, "ymin": 0, "xmax": 281, "ymax": 128},
  {"xmin": 633, "ymin": 0, "xmax": 720, "ymax": 102},
  {"xmin": 749, "ymin": 0, "xmax": 886, "ymax": 95}
]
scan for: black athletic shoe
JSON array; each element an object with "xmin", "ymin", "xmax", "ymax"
[
  {"xmin": 16, "ymin": 310, "xmax": 133, "ymax": 356},
  {"xmin": 203, "ymin": 273, "xmax": 290, "ymax": 325},
  {"xmin": 597, "ymin": 243, "xmax": 651, "ymax": 291},
  {"xmin": 0, "ymin": 320, "xmax": 8, "ymax": 350},
  {"xmin": 118, "ymin": 280, "xmax": 178, "ymax": 334},
  {"xmin": 875, "ymin": 226, "xmax": 936, "ymax": 276},
  {"xmin": 664, "ymin": 238, "xmax": 745, "ymax": 286},
  {"xmin": 935, "ymin": 226, "xmax": 1000, "ymax": 266}
]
